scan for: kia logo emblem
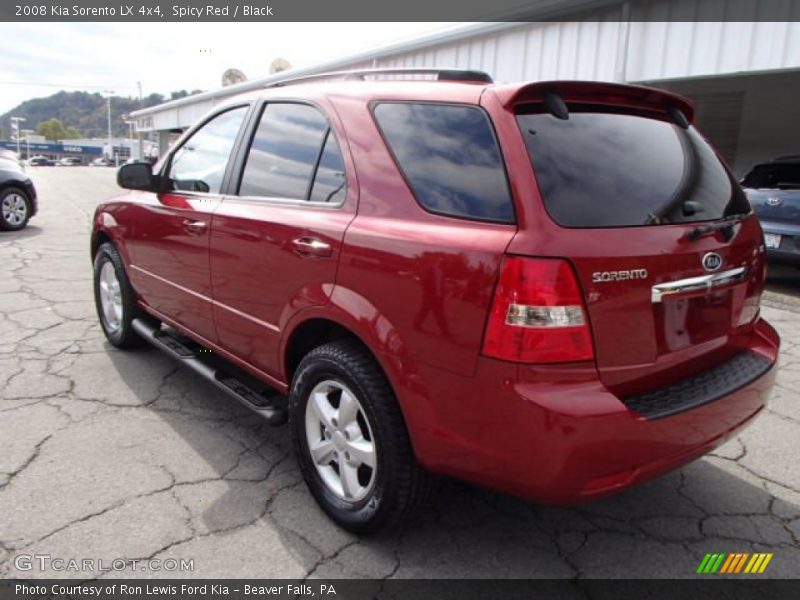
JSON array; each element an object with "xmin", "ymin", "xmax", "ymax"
[
  {"xmin": 702, "ymin": 252, "xmax": 723, "ymax": 272},
  {"xmin": 766, "ymin": 196, "xmax": 782, "ymax": 206}
]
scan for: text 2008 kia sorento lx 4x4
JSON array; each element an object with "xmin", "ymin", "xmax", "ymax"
[{"xmin": 92, "ymin": 69, "xmax": 779, "ymax": 532}]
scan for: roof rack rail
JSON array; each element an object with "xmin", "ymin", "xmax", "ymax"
[{"xmin": 267, "ymin": 68, "xmax": 493, "ymax": 88}]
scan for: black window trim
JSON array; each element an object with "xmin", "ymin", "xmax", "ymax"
[
  {"xmin": 305, "ymin": 128, "xmax": 330, "ymax": 201},
  {"xmin": 228, "ymin": 98, "xmax": 349, "ymax": 209},
  {"xmin": 159, "ymin": 102, "xmax": 254, "ymax": 200},
  {"xmin": 369, "ymin": 99, "xmax": 517, "ymax": 226}
]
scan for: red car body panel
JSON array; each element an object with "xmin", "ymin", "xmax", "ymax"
[
  {"xmin": 125, "ymin": 191, "xmax": 222, "ymax": 342},
  {"xmin": 92, "ymin": 77, "xmax": 780, "ymax": 504},
  {"xmin": 210, "ymin": 199, "xmax": 355, "ymax": 380}
]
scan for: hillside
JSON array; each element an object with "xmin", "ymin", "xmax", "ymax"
[{"xmin": 0, "ymin": 89, "xmax": 203, "ymax": 140}]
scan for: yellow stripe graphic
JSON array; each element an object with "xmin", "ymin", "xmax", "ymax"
[
  {"xmin": 758, "ymin": 553, "xmax": 773, "ymax": 573},
  {"xmin": 744, "ymin": 554, "xmax": 760, "ymax": 573},
  {"xmin": 702, "ymin": 551, "xmax": 774, "ymax": 574}
]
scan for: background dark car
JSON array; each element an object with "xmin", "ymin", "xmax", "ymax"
[
  {"xmin": 742, "ymin": 156, "xmax": 800, "ymax": 265},
  {"xmin": 0, "ymin": 160, "xmax": 37, "ymax": 231}
]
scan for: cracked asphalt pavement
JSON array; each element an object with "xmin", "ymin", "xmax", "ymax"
[{"xmin": 1, "ymin": 167, "xmax": 799, "ymax": 580}]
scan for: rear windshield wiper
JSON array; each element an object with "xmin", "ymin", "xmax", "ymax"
[{"xmin": 685, "ymin": 214, "xmax": 750, "ymax": 242}]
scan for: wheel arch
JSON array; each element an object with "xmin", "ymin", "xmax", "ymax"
[
  {"xmin": 0, "ymin": 180, "xmax": 28, "ymax": 195},
  {"xmin": 281, "ymin": 299, "xmax": 432, "ymax": 463},
  {"xmin": 284, "ymin": 318, "xmax": 366, "ymax": 384},
  {"xmin": 91, "ymin": 230, "xmax": 113, "ymax": 259},
  {"xmin": 91, "ymin": 206, "xmax": 134, "ymax": 268}
]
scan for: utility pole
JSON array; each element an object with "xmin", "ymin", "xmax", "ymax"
[
  {"xmin": 104, "ymin": 90, "xmax": 114, "ymax": 164},
  {"xmin": 137, "ymin": 81, "xmax": 143, "ymax": 160},
  {"xmin": 124, "ymin": 118, "xmax": 135, "ymax": 160},
  {"xmin": 22, "ymin": 129, "xmax": 34, "ymax": 159},
  {"xmin": 10, "ymin": 117, "xmax": 26, "ymax": 157}
]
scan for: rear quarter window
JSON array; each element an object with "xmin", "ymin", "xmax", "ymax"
[
  {"xmin": 517, "ymin": 107, "xmax": 749, "ymax": 228},
  {"xmin": 373, "ymin": 102, "xmax": 514, "ymax": 223}
]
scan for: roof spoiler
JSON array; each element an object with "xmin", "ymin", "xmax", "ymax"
[{"xmin": 492, "ymin": 80, "xmax": 695, "ymax": 123}]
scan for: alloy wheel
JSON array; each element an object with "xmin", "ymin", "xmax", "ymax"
[
  {"xmin": 1, "ymin": 193, "xmax": 27, "ymax": 227},
  {"xmin": 304, "ymin": 379, "xmax": 377, "ymax": 502},
  {"xmin": 98, "ymin": 261, "xmax": 123, "ymax": 333}
]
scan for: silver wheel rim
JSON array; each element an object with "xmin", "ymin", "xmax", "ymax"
[
  {"xmin": 2, "ymin": 193, "xmax": 27, "ymax": 226},
  {"xmin": 98, "ymin": 261, "xmax": 123, "ymax": 333},
  {"xmin": 305, "ymin": 380, "xmax": 377, "ymax": 502}
]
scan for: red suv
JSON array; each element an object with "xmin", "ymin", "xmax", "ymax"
[{"xmin": 92, "ymin": 69, "xmax": 779, "ymax": 532}]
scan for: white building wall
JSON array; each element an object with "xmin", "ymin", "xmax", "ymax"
[
  {"xmin": 626, "ymin": 20, "xmax": 800, "ymax": 82},
  {"xmin": 133, "ymin": 0, "xmax": 800, "ymax": 132},
  {"xmin": 366, "ymin": 15, "xmax": 625, "ymax": 84}
]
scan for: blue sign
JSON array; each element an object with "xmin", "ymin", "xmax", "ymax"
[{"xmin": 0, "ymin": 140, "xmax": 102, "ymax": 155}]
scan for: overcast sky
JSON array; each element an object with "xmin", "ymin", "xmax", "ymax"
[{"xmin": 0, "ymin": 22, "xmax": 455, "ymax": 114}]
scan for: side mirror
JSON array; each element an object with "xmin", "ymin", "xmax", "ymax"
[{"xmin": 117, "ymin": 162, "xmax": 158, "ymax": 191}]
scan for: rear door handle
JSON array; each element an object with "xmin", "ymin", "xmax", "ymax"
[
  {"xmin": 183, "ymin": 219, "xmax": 207, "ymax": 235},
  {"xmin": 291, "ymin": 237, "xmax": 333, "ymax": 258}
]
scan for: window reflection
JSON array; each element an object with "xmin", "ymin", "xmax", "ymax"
[
  {"xmin": 239, "ymin": 103, "xmax": 328, "ymax": 199},
  {"xmin": 517, "ymin": 109, "xmax": 747, "ymax": 227},
  {"xmin": 309, "ymin": 132, "xmax": 346, "ymax": 203},
  {"xmin": 374, "ymin": 103, "xmax": 514, "ymax": 223},
  {"xmin": 169, "ymin": 107, "xmax": 247, "ymax": 194}
]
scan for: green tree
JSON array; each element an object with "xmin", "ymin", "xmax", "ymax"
[{"xmin": 36, "ymin": 118, "xmax": 70, "ymax": 141}]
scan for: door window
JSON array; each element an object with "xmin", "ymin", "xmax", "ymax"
[
  {"xmin": 238, "ymin": 103, "xmax": 347, "ymax": 203},
  {"xmin": 168, "ymin": 106, "xmax": 247, "ymax": 194}
]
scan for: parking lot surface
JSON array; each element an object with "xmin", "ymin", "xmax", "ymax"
[{"xmin": 1, "ymin": 167, "xmax": 799, "ymax": 579}]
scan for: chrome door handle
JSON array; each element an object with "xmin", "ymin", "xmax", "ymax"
[
  {"xmin": 183, "ymin": 219, "xmax": 207, "ymax": 235},
  {"xmin": 291, "ymin": 237, "xmax": 333, "ymax": 258},
  {"xmin": 651, "ymin": 267, "xmax": 748, "ymax": 303}
]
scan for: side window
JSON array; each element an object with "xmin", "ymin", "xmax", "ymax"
[
  {"xmin": 309, "ymin": 132, "xmax": 346, "ymax": 203},
  {"xmin": 373, "ymin": 102, "xmax": 514, "ymax": 223},
  {"xmin": 239, "ymin": 103, "xmax": 346, "ymax": 202},
  {"xmin": 168, "ymin": 106, "xmax": 247, "ymax": 194}
]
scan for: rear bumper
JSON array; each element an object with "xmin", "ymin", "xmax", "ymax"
[
  {"xmin": 760, "ymin": 221, "xmax": 800, "ymax": 264},
  {"xmin": 766, "ymin": 248, "xmax": 800, "ymax": 265},
  {"xmin": 407, "ymin": 318, "xmax": 779, "ymax": 504}
]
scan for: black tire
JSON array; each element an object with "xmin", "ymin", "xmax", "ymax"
[
  {"xmin": 0, "ymin": 187, "xmax": 31, "ymax": 231},
  {"xmin": 289, "ymin": 340, "xmax": 429, "ymax": 533},
  {"xmin": 93, "ymin": 242, "xmax": 155, "ymax": 348}
]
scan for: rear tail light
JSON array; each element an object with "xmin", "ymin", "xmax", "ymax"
[{"xmin": 482, "ymin": 256, "xmax": 594, "ymax": 363}]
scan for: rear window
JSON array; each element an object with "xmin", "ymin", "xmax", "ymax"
[
  {"xmin": 517, "ymin": 107, "xmax": 749, "ymax": 228},
  {"xmin": 742, "ymin": 163, "xmax": 800, "ymax": 190},
  {"xmin": 373, "ymin": 102, "xmax": 514, "ymax": 223}
]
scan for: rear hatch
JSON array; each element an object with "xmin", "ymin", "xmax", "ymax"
[{"xmin": 504, "ymin": 83, "xmax": 766, "ymax": 396}]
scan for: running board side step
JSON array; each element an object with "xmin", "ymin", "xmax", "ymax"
[{"xmin": 132, "ymin": 319, "xmax": 287, "ymax": 426}]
